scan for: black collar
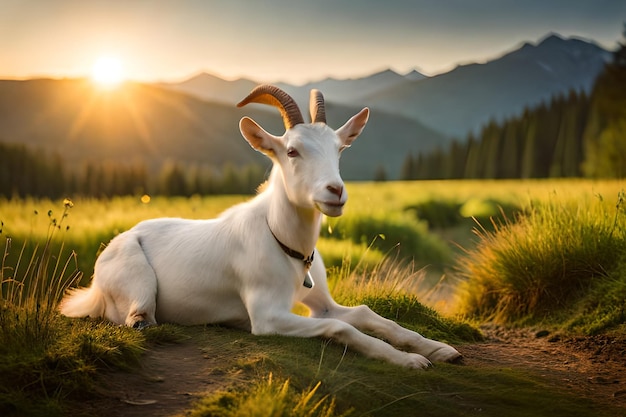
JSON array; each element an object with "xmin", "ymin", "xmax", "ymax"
[{"xmin": 267, "ymin": 221, "xmax": 315, "ymax": 270}]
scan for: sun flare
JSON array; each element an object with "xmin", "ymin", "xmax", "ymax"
[{"xmin": 91, "ymin": 56, "xmax": 125, "ymax": 88}]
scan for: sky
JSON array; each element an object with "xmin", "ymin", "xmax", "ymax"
[{"xmin": 1, "ymin": 0, "xmax": 625, "ymax": 84}]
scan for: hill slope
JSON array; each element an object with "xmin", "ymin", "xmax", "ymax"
[
  {"xmin": 0, "ymin": 79, "xmax": 267, "ymax": 170},
  {"xmin": 0, "ymin": 79, "xmax": 446, "ymax": 180},
  {"xmin": 158, "ymin": 73, "xmax": 259, "ymax": 106}
]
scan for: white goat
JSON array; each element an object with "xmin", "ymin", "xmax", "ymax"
[{"xmin": 59, "ymin": 85, "xmax": 461, "ymax": 369}]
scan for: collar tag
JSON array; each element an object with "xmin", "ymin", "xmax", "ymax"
[{"xmin": 303, "ymin": 271, "xmax": 315, "ymax": 288}]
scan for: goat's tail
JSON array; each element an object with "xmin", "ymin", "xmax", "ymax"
[{"xmin": 58, "ymin": 286, "xmax": 106, "ymax": 319}]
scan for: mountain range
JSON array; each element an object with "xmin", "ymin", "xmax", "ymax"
[
  {"xmin": 361, "ymin": 34, "xmax": 611, "ymax": 137},
  {"xmin": 162, "ymin": 33, "xmax": 611, "ymax": 138},
  {"xmin": 0, "ymin": 33, "xmax": 613, "ymax": 180}
]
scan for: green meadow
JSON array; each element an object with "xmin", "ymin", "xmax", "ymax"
[{"xmin": 1, "ymin": 179, "xmax": 625, "ymax": 416}]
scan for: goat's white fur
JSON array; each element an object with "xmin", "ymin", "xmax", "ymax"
[{"xmin": 59, "ymin": 86, "xmax": 461, "ymax": 369}]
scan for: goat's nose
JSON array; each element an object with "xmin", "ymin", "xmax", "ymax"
[{"xmin": 327, "ymin": 184, "xmax": 343, "ymax": 198}]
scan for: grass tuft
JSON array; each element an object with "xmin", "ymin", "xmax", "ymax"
[
  {"xmin": 1, "ymin": 201, "xmax": 81, "ymax": 354},
  {"xmin": 457, "ymin": 190, "xmax": 626, "ymax": 330},
  {"xmin": 188, "ymin": 373, "xmax": 350, "ymax": 417}
]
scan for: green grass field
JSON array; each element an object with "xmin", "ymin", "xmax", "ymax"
[{"xmin": 1, "ymin": 179, "xmax": 625, "ymax": 416}]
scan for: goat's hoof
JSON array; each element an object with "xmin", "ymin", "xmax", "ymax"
[
  {"xmin": 427, "ymin": 346, "xmax": 462, "ymax": 363},
  {"xmin": 405, "ymin": 353, "xmax": 432, "ymax": 369},
  {"xmin": 132, "ymin": 320, "xmax": 154, "ymax": 330},
  {"xmin": 449, "ymin": 354, "xmax": 465, "ymax": 365}
]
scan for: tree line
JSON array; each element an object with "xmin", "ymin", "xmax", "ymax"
[
  {"xmin": 400, "ymin": 91, "xmax": 590, "ymax": 180},
  {"xmin": 0, "ymin": 143, "xmax": 269, "ymax": 199},
  {"xmin": 401, "ymin": 34, "xmax": 626, "ymax": 181}
]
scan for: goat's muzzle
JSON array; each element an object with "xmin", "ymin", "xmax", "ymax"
[{"xmin": 315, "ymin": 200, "xmax": 346, "ymax": 217}]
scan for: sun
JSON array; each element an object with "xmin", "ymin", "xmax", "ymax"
[{"xmin": 91, "ymin": 56, "xmax": 125, "ymax": 88}]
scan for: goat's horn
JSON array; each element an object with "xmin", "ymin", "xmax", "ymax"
[
  {"xmin": 309, "ymin": 89, "xmax": 326, "ymax": 124},
  {"xmin": 237, "ymin": 85, "xmax": 304, "ymax": 130}
]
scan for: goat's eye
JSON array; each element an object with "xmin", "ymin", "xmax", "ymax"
[{"xmin": 287, "ymin": 148, "xmax": 300, "ymax": 158}]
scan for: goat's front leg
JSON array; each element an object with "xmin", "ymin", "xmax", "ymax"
[
  {"xmin": 316, "ymin": 303, "xmax": 461, "ymax": 363},
  {"xmin": 245, "ymin": 293, "xmax": 432, "ymax": 369},
  {"xmin": 300, "ymin": 274, "xmax": 461, "ymax": 363}
]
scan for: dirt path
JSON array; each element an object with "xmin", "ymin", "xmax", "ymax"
[
  {"xmin": 76, "ymin": 328, "xmax": 626, "ymax": 416},
  {"xmin": 461, "ymin": 327, "xmax": 626, "ymax": 410},
  {"xmin": 77, "ymin": 341, "xmax": 229, "ymax": 417}
]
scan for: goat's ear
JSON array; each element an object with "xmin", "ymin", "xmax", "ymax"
[
  {"xmin": 336, "ymin": 108, "xmax": 369, "ymax": 148},
  {"xmin": 239, "ymin": 117, "xmax": 279, "ymax": 156}
]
